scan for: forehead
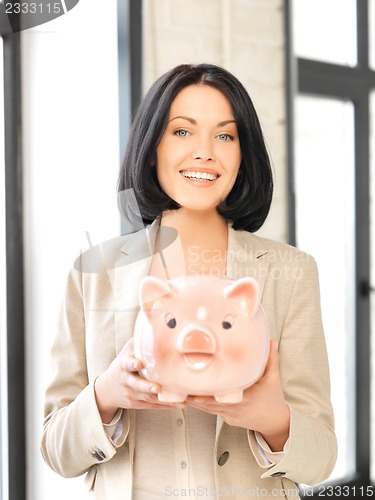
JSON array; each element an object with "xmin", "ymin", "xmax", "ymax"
[{"xmin": 169, "ymin": 84, "xmax": 234, "ymax": 119}]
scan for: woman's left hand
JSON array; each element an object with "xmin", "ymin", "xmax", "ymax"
[{"xmin": 185, "ymin": 339, "xmax": 290, "ymax": 451}]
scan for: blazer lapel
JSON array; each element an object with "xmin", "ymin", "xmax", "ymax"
[
  {"xmin": 109, "ymin": 219, "xmax": 160, "ymax": 354},
  {"xmin": 227, "ymin": 225, "xmax": 270, "ymax": 295}
]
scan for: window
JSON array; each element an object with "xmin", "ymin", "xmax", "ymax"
[
  {"xmin": 293, "ymin": 0, "xmax": 357, "ymax": 66},
  {"xmin": 288, "ymin": 0, "xmax": 373, "ymax": 492},
  {"xmin": 294, "ymin": 96, "xmax": 356, "ymax": 481}
]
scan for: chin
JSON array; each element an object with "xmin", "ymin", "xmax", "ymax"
[
  {"xmin": 179, "ymin": 202, "xmax": 220, "ymax": 212},
  {"xmin": 172, "ymin": 195, "xmax": 222, "ymax": 211}
]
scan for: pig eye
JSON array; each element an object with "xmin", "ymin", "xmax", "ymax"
[
  {"xmin": 222, "ymin": 314, "xmax": 234, "ymax": 330},
  {"xmin": 167, "ymin": 318, "xmax": 177, "ymax": 328},
  {"xmin": 165, "ymin": 314, "xmax": 177, "ymax": 329}
]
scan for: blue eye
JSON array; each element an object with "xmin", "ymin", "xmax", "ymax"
[
  {"xmin": 175, "ymin": 129, "xmax": 188, "ymax": 137},
  {"xmin": 218, "ymin": 133, "xmax": 232, "ymax": 141}
]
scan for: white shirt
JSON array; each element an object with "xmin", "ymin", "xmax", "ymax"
[
  {"xmin": 133, "ymin": 407, "xmax": 216, "ymax": 499},
  {"xmin": 105, "ymin": 407, "xmax": 288, "ymax": 499}
]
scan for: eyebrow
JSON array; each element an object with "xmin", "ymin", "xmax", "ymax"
[{"xmin": 168, "ymin": 116, "xmax": 236, "ymax": 127}]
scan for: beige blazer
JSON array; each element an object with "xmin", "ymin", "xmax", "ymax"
[{"xmin": 41, "ymin": 220, "xmax": 337, "ymax": 499}]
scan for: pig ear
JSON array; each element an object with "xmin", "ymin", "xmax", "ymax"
[
  {"xmin": 139, "ymin": 276, "xmax": 175, "ymax": 310},
  {"xmin": 223, "ymin": 277, "xmax": 260, "ymax": 317}
]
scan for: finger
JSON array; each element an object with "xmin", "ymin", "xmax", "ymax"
[
  {"xmin": 124, "ymin": 389, "xmax": 180, "ymax": 409},
  {"xmin": 123, "ymin": 355, "xmax": 144, "ymax": 373},
  {"xmin": 127, "ymin": 371, "xmax": 161, "ymax": 395},
  {"xmin": 119, "ymin": 340, "xmax": 144, "ymax": 373},
  {"xmin": 121, "ymin": 354, "xmax": 163, "ymax": 394}
]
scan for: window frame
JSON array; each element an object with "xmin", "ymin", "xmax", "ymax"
[
  {"xmin": 0, "ymin": 13, "xmax": 26, "ymax": 500},
  {"xmin": 117, "ymin": 0, "xmax": 143, "ymax": 235}
]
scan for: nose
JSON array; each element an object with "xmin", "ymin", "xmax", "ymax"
[
  {"xmin": 177, "ymin": 328, "xmax": 216, "ymax": 354},
  {"xmin": 192, "ymin": 137, "xmax": 215, "ymax": 161}
]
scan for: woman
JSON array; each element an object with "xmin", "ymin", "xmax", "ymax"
[{"xmin": 42, "ymin": 64, "xmax": 337, "ymax": 499}]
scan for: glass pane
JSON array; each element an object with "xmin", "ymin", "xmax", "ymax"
[
  {"xmin": 293, "ymin": 0, "xmax": 357, "ymax": 67},
  {"xmin": 370, "ymin": 92, "xmax": 375, "ymax": 482},
  {"xmin": 0, "ymin": 36, "xmax": 8, "ymax": 500},
  {"xmin": 295, "ymin": 95, "xmax": 356, "ymax": 482}
]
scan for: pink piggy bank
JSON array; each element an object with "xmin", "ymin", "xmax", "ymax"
[{"xmin": 133, "ymin": 275, "xmax": 270, "ymax": 403}]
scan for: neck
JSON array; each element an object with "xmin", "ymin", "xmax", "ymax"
[{"xmin": 161, "ymin": 208, "xmax": 228, "ymax": 247}]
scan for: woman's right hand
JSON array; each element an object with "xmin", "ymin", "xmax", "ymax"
[{"xmin": 94, "ymin": 338, "xmax": 176, "ymax": 423}]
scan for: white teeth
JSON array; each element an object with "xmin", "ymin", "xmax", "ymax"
[{"xmin": 181, "ymin": 171, "xmax": 218, "ymax": 181}]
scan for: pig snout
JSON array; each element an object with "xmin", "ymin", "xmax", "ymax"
[{"xmin": 177, "ymin": 328, "xmax": 216, "ymax": 371}]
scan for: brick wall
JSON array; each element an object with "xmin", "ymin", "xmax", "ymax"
[{"xmin": 143, "ymin": 0, "xmax": 287, "ymax": 242}]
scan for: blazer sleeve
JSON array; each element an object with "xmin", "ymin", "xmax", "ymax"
[
  {"xmin": 41, "ymin": 266, "xmax": 129, "ymax": 478},
  {"xmin": 249, "ymin": 255, "xmax": 337, "ymax": 485}
]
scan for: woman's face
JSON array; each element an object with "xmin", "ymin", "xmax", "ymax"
[{"xmin": 156, "ymin": 84, "xmax": 242, "ymax": 213}]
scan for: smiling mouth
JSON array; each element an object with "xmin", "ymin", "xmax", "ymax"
[{"xmin": 180, "ymin": 170, "xmax": 219, "ymax": 181}]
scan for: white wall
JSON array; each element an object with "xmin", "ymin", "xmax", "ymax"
[{"xmin": 22, "ymin": 1, "xmax": 121, "ymax": 498}]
